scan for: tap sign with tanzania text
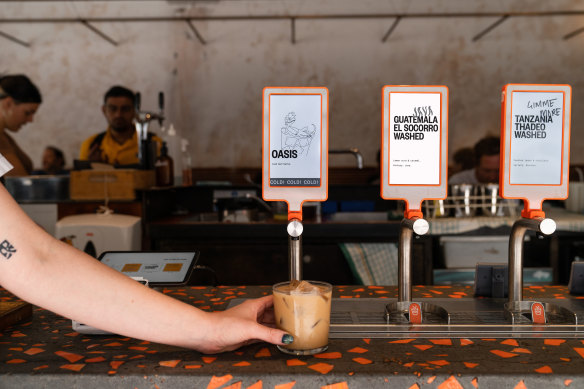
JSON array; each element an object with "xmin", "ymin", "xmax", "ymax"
[
  {"xmin": 262, "ymin": 87, "xmax": 329, "ymax": 220},
  {"xmin": 500, "ymin": 84, "xmax": 572, "ymax": 218},
  {"xmin": 381, "ymin": 85, "xmax": 449, "ymax": 217}
]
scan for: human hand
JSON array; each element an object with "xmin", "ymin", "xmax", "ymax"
[{"xmin": 198, "ymin": 295, "xmax": 292, "ymax": 354}]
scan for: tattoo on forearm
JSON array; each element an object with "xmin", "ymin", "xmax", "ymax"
[{"xmin": 0, "ymin": 239, "xmax": 16, "ymax": 259}]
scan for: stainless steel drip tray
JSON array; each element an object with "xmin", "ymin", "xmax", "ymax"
[
  {"xmin": 226, "ymin": 297, "xmax": 584, "ymax": 338},
  {"xmin": 329, "ymin": 298, "xmax": 584, "ymax": 339}
]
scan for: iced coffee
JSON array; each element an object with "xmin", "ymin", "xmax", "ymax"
[{"xmin": 273, "ymin": 280, "xmax": 332, "ymax": 355}]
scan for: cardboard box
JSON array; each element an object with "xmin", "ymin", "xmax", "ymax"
[{"xmin": 70, "ymin": 169, "xmax": 155, "ymax": 200}]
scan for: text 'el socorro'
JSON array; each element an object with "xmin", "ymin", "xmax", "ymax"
[{"xmin": 393, "ymin": 106, "xmax": 438, "ymax": 140}]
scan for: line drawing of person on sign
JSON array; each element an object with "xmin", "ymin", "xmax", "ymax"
[{"xmin": 281, "ymin": 112, "xmax": 316, "ymax": 157}]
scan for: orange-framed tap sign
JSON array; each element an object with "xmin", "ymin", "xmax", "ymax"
[
  {"xmin": 262, "ymin": 87, "xmax": 329, "ymax": 220},
  {"xmin": 381, "ymin": 85, "xmax": 449, "ymax": 218},
  {"xmin": 500, "ymin": 84, "xmax": 572, "ymax": 218}
]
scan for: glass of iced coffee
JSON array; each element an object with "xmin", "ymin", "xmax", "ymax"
[{"xmin": 273, "ymin": 280, "xmax": 332, "ymax": 355}]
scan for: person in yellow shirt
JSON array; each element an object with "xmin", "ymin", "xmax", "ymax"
[{"xmin": 79, "ymin": 85, "xmax": 161, "ymax": 166}]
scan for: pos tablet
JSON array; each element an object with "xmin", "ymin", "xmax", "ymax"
[
  {"xmin": 72, "ymin": 251, "xmax": 199, "ymax": 335},
  {"xmin": 97, "ymin": 251, "xmax": 199, "ymax": 286}
]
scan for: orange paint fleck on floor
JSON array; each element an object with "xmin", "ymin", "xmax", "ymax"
[
  {"xmin": 309, "ymin": 362, "xmax": 334, "ymax": 374},
  {"xmin": 464, "ymin": 362, "xmax": 479, "ymax": 368},
  {"xmin": 403, "ymin": 362, "xmax": 415, "ymax": 367},
  {"xmin": 85, "ymin": 356, "xmax": 106, "ymax": 363},
  {"xmin": 185, "ymin": 364, "xmax": 202, "ymax": 369},
  {"xmin": 574, "ymin": 348, "xmax": 584, "ymax": 359},
  {"xmin": 352, "ymin": 357, "xmax": 372, "ymax": 365},
  {"xmin": 430, "ymin": 339, "xmax": 452, "ymax": 346},
  {"xmin": 202, "ymin": 356, "xmax": 217, "ymax": 364},
  {"xmin": 544, "ymin": 339, "xmax": 566, "ymax": 346},
  {"xmin": 490, "ymin": 350, "xmax": 519, "ymax": 358},
  {"xmin": 427, "ymin": 376, "xmax": 437, "ymax": 383},
  {"xmin": 428, "ymin": 360, "xmax": 450, "ymax": 366},
  {"xmin": 60, "ymin": 364, "xmax": 85, "ymax": 372},
  {"xmin": 408, "ymin": 384, "xmax": 420, "ymax": 389},
  {"xmin": 233, "ymin": 361, "xmax": 251, "ymax": 367},
  {"xmin": 103, "ymin": 342, "xmax": 123, "ymax": 347},
  {"xmin": 414, "ymin": 345, "xmax": 433, "ymax": 351},
  {"xmin": 321, "ymin": 383, "xmax": 349, "ymax": 389},
  {"xmin": 362, "ymin": 338, "xmax": 371, "ymax": 344},
  {"xmin": 501, "ymin": 339, "xmax": 519, "ymax": 347},
  {"xmin": 471, "ymin": 378, "xmax": 478, "ymax": 388},
  {"xmin": 110, "ymin": 361, "xmax": 125, "ymax": 370},
  {"xmin": 560, "ymin": 357, "xmax": 571, "ymax": 362},
  {"xmin": 348, "ymin": 347, "xmax": 368, "ymax": 353},
  {"xmin": 33, "ymin": 365, "xmax": 49, "ymax": 370},
  {"xmin": 437, "ymin": 375, "xmax": 464, "ymax": 389},
  {"xmin": 286, "ymin": 359, "xmax": 307, "ymax": 366},
  {"xmin": 389, "ymin": 339, "xmax": 415, "ymax": 344},
  {"xmin": 207, "ymin": 375, "xmax": 234, "ymax": 389},
  {"xmin": 512, "ymin": 348, "xmax": 532, "ymax": 354},
  {"xmin": 275, "ymin": 382, "xmax": 296, "ymax": 389},
  {"xmin": 460, "ymin": 339, "xmax": 473, "ymax": 346},
  {"xmin": 565, "ymin": 379, "xmax": 573, "ymax": 386},
  {"xmin": 6, "ymin": 359, "xmax": 26, "ymax": 364},
  {"xmin": 246, "ymin": 380, "xmax": 262, "ymax": 389},
  {"xmin": 128, "ymin": 346, "xmax": 148, "ymax": 351},
  {"xmin": 535, "ymin": 365, "xmax": 553, "ymax": 374},
  {"xmin": 315, "ymin": 352, "xmax": 342, "ymax": 359},
  {"xmin": 254, "ymin": 347, "xmax": 271, "ymax": 358},
  {"xmin": 514, "ymin": 380, "xmax": 527, "ymax": 389},
  {"xmin": 55, "ymin": 350, "xmax": 84, "ymax": 363},
  {"xmin": 23, "ymin": 347, "xmax": 44, "ymax": 355},
  {"xmin": 159, "ymin": 360, "xmax": 181, "ymax": 368}
]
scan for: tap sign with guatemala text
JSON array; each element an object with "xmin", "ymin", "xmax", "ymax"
[
  {"xmin": 262, "ymin": 87, "xmax": 329, "ymax": 216},
  {"xmin": 500, "ymin": 84, "xmax": 572, "ymax": 214},
  {"xmin": 381, "ymin": 85, "xmax": 449, "ymax": 214}
]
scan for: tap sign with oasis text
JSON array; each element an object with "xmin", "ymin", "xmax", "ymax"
[
  {"xmin": 500, "ymin": 84, "xmax": 572, "ymax": 214},
  {"xmin": 262, "ymin": 87, "xmax": 329, "ymax": 216},
  {"xmin": 381, "ymin": 85, "xmax": 449, "ymax": 214}
]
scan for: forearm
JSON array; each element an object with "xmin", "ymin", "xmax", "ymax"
[
  {"xmin": 0, "ymin": 191, "xmax": 211, "ymax": 349},
  {"xmin": 0, "ymin": 186, "xmax": 287, "ymax": 353}
]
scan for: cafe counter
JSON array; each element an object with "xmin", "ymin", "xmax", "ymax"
[{"xmin": 2, "ymin": 285, "xmax": 584, "ymax": 388}]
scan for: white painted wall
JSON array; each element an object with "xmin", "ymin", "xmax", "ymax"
[{"xmin": 1, "ymin": 0, "xmax": 583, "ymax": 169}]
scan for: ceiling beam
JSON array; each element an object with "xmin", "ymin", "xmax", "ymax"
[
  {"xmin": 472, "ymin": 15, "xmax": 509, "ymax": 42},
  {"xmin": 563, "ymin": 26, "xmax": 584, "ymax": 40},
  {"xmin": 0, "ymin": 11, "xmax": 583, "ymax": 24},
  {"xmin": 0, "ymin": 29, "xmax": 30, "ymax": 47},
  {"xmin": 80, "ymin": 20, "xmax": 118, "ymax": 46},
  {"xmin": 186, "ymin": 19, "xmax": 206, "ymax": 44},
  {"xmin": 382, "ymin": 16, "xmax": 401, "ymax": 43}
]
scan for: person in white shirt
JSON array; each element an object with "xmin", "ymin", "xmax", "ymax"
[
  {"xmin": 0, "ymin": 153, "xmax": 292, "ymax": 352},
  {"xmin": 449, "ymin": 136, "xmax": 500, "ymax": 185}
]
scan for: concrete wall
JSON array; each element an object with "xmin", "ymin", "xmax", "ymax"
[{"xmin": 1, "ymin": 0, "xmax": 583, "ymax": 170}]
